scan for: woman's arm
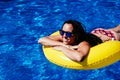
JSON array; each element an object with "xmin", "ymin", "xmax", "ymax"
[
  {"xmin": 53, "ymin": 41, "xmax": 90, "ymax": 62},
  {"xmin": 38, "ymin": 35, "xmax": 65, "ymax": 47}
]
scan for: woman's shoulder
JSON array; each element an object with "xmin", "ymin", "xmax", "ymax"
[
  {"xmin": 78, "ymin": 41, "xmax": 90, "ymax": 47},
  {"xmin": 77, "ymin": 41, "xmax": 90, "ymax": 56}
]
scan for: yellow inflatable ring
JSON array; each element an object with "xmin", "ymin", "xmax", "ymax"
[{"xmin": 43, "ymin": 31, "xmax": 120, "ymax": 70}]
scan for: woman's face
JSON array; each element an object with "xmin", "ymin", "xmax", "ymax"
[{"xmin": 61, "ymin": 23, "xmax": 75, "ymax": 45}]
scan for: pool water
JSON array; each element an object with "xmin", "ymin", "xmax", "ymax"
[{"xmin": 0, "ymin": 0, "xmax": 120, "ymax": 80}]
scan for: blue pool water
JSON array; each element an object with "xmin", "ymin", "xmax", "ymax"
[{"xmin": 0, "ymin": 0, "xmax": 120, "ymax": 80}]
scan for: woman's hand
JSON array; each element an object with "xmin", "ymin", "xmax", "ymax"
[
  {"xmin": 70, "ymin": 45, "xmax": 78, "ymax": 50},
  {"xmin": 52, "ymin": 46, "xmax": 64, "ymax": 51},
  {"xmin": 52, "ymin": 45, "xmax": 78, "ymax": 51},
  {"xmin": 63, "ymin": 45, "xmax": 79, "ymax": 50}
]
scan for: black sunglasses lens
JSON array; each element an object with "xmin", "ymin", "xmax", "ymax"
[
  {"xmin": 66, "ymin": 32, "xmax": 72, "ymax": 37},
  {"xmin": 59, "ymin": 30, "xmax": 64, "ymax": 36},
  {"xmin": 59, "ymin": 30, "xmax": 73, "ymax": 38}
]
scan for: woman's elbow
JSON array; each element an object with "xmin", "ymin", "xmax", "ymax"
[
  {"xmin": 75, "ymin": 56, "xmax": 83, "ymax": 62},
  {"xmin": 38, "ymin": 38, "xmax": 44, "ymax": 44},
  {"xmin": 74, "ymin": 55, "xmax": 85, "ymax": 62}
]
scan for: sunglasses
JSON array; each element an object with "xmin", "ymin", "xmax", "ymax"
[{"xmin": 59, "ymin": 30, "xmax": 73, "ymax": 38}]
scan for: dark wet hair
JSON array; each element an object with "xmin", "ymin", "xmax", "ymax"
[{"xmin": 62, "ymin": 20, "xmax": 102, "ymax": 47}]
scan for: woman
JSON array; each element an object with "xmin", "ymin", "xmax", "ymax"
[{"xmin": 38, "ymin": 20, "xmax": 120, "ymax": 62}]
